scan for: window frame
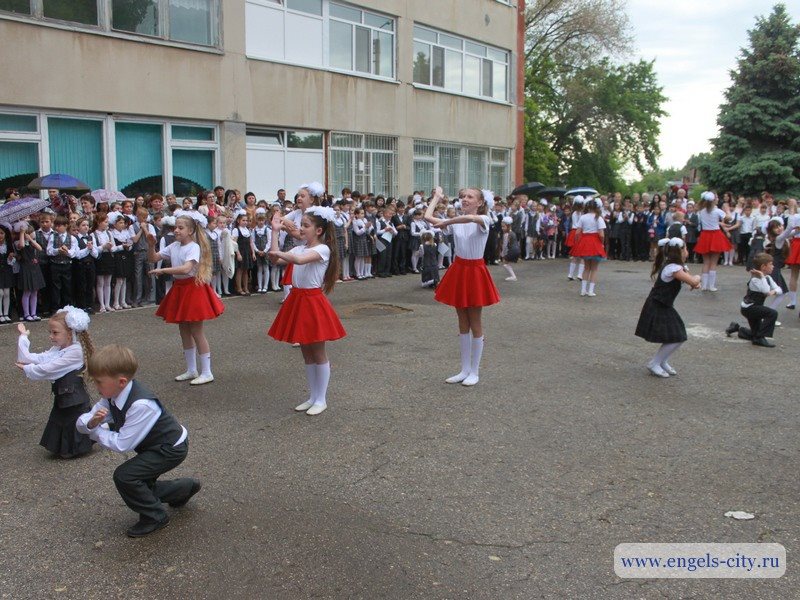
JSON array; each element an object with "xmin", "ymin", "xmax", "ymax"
[
  {"xmin": 413, "ymin": 139, "xmax": 511, "ymax": 197},
  {"xmin": 329, "ymin": 131, "xmax": 397, "ymax": 197}
]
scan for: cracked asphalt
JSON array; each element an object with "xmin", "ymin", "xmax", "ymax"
[{"xmin": 1, "ymin": 259, "xmax": 798, "ymax": 599}]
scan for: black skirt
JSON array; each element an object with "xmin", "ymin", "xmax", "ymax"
[
  {"xmin": 95, "ymin": 250, "xmax": 115, "ymax": 276},
  {"xmin": 40, "ymin": 401, "xmax": 93, "ymax": 458},
  {"xmin": 113, "ymin": 250, "xmax": 133, "ymax": 278},
  {"xmin": 635, "ymin": 298, "xmax": 687, "ymax": 344},
  {"xmin": 0, "ymin": 260, "xmax": 13, "ymax": 288}
]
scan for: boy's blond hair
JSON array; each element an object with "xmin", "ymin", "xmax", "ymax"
[{"xmin": 87, "ymin": 344, "xmax": 138, "ymax": 380}]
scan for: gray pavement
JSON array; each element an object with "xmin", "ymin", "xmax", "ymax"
[{"xmin": 1, "ymin": 259, "xmax": 798, "ymax": 599}]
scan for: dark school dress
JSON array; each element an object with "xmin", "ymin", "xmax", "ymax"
[
  {"xmin": 420, "ymin": 244, "xmax": 439, "ymax": 285},
  {"xmin": 112, "ymin": 234, "xmax": 133, "ymax": 279},
  {"xmin": 253, "ymin": 229, "xmax": 269, "ymax": 266},
  {"xmin": 0, "ymin": 249, "xmax": 13, "ymax": 289},
  {"xmin": 235, "ymin": 229, "xmax": 254, "ymax": 270},
  {"xmin": 93, "ymin": 231, "xmax": 115, "ymax": 276},
  {"xmin": 41, "ymin": 369, "xmax": 94, "ymax": 458},
  {"xmin": 17, "ymin": 243, "xmax": 46, "ymax": 291},
  {"xmin": 635, "ymin": 265, "xmax": 688, "ymax": 344}
]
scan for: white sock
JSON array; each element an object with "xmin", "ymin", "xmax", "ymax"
[
  {"xmin": 410, "ymin": 254, "xmax": 418, "ymax": 271},
  {"xmin": 0, "ymin": 288, "xmax": 9, "ymax": 316},
  {"xmin": 283, "ymin": 285, "xmax": 291, "ymax": 300},
  {"xmin": 581, "ymin": 280, "xmax": 588, "ymax": 295},
  {"xmin": 446, "ymin": 333, "xmax": 472, "ymax": 383},
  {"xmin": 184, "ymin": 348, "xmax": 197, "ymax": 374},
  {"xmin": 257, "ymin": 268, "xmax": 265, "ymax": 290},
  {"xmin": 577, "ymin": 263, "xmax": 585, "ymax": 278},
  {"xmin": 709, "ymin": 271, "xmax": 717, "ymax": 289},
  {"xmin": 568, "ymin": 262, "xmax": 576, "ymax": 278},
  {"xmin": 660, "ymin": 342, "xmax": 682, "ymax": 368},
  {"xmin": 302, "ymin": 363, "xmax": 316, "ymax": 406},
  {"xmin": 788, "ymin": 291, "xmax": 797, "ymax": 306},
  {"xmin": 313, "ymin": 362, "xmax": 330, "ymax": 407},
  {"xmin": 503, "ymin": 264, "xmax": 516, "ymax": 278},
  {"xmin": 103, "ymin": 276, "xmax": 112, "ymax": 308},
  {"xmin": 588, "ymin": 282, "xmax": 596, "ymax": 294},
  {"xmin": 342, "ymin": 258, "xmax": 350, "ymax": 279},
  {"xmin": 469, "ymin": 336, "xmax": 484, "ymax": 376},
  {"xmin": 767, "ymin": 293, "xmax": 784, "ymax": 310},
  {"xmin": 701, "ymin": 273, "xmax": 708, "ymax": 289},
  {"xmin": 198, "ymin": 352, "xmax": 212, "ymax": 377}
]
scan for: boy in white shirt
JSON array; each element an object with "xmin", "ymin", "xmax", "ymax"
[{"xmin": 725, "ymin": 253, "xmax": 780, "ymax": 347}]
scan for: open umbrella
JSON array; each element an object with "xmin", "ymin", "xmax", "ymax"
[
  {"xmin": 537, "ymin": 187, "xmax": 568, "ymax": 197},
  {"xmin": 91, "ymin": 189, "xmax": 127, "ymax": 204},
  {"xmin": 565, "ymin": 187, "xmax": 599, "ymax": 197},
  {"xmin": 511, "ymin": 182, "xmax": 546, "ymax": 196},
  {"xmin": 0, "ymin": 195, "xmax": 49, "ymax": 225},
  {"xmin": 27, "ymin": 174, "xmax": 90, "ymax": 191}
]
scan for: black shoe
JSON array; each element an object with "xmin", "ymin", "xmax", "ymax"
[
  {"xmin": 169, "ymin": 480, "xmax": 202, "ymax": 508},
  {"xmin": 126, "ymin": 516, "xmax": 170, "ymax": 537},
  {"xmin": 752, "ymin": 338, "xmax": 775, "ymax": 348},
  {"xmin": 786, "ymin": 304, "xmax": 796, "ymax": 310},
  {"xmin": 725, "ymin": 322, "xmax": 740, "ymax": 337}
]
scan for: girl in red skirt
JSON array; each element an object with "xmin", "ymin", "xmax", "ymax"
[
  {"xmin": 782, "ymin": 200, "xmax": 800, "ymax": 309},
  {"xmin": 268, "ymin": 206, "xmax": 345, "ymax": 415},
  {"xmin": 566, "ymin": 196, "xmax": 585, "ymax": 281},
  {"xmin": 694, "ymin": 191, "xmax": 732, "ymax": 292},
  {"xmin": 280, "ymin": 182, "xmax": 323, "ymax": 303},
  {"xmin": 147, "ymin": 213, "xmax": 224, "ymax": 385},
  {"xmin": 424, "ymin": 186, "xmax": 500, "ymax": 387},
  {"xmin": 571, "ymin": 198, "xmax": 607, "ymax": 297}
]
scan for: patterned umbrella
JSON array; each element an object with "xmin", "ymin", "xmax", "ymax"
[
  {"xmin": 27, "ymin": 173, "xmax": 90, "ymax": 191},
  {"xmin": 91, "ymin": 189, "xmax": 127, "ymax": 204},
  {"xmin": 565, "ymin": 187, "xmax": 599, "ymax": 198},
  {"xmin": 0, "ymin": 196, "xmax": 49, "ymax": 225}
]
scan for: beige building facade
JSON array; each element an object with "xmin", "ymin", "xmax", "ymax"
[{"xmin": 1, "ymin": 0, "xmax": 522, "ymax": 200}]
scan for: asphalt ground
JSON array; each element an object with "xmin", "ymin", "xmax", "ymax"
[{"xmin": 1, "ymin": 258, "xmax": 798, "ymax": 599}]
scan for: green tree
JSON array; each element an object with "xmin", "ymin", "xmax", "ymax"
[{"xmin": 706, "ymin": 4, "xmax": 800, "ymax": 195}]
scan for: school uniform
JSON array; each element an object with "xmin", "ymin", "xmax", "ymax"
[
  {"xmin": 375, "ymin": 217, "xmax": 394, "ymax": 276},
  {"xmin": 616, "ymin": 211, "xmax": 633, "ymax": 260},
  {"xmin": 352, "ymin": 218, "xmax": 372, "ymax": 257},
  {"xmin": 73, "ymin": 233, "xmax": 98, "ymax": 311},
  {"xmin": 570, "ymin": 213, "xmax": 607, "ymax": 260},
  {"xmin": 111, "ymin": 229, "xmax": 134, "ymax": 280},
  {"xmin": 419, "ymin": 243, "xmax": 440, "ymax": 287},
  {"xmin": 746, "ymin": 212, "xmax": 771, "ymax": 270},
  {"xmin": 17, "ymin": 238, "xmax": 46, "ymax": 292},
  {"xmin": 18, "ymin": 336, "xmax": 92, "ymax": 457},
  {"xmin": 695, "ymin": 207, "xmax": 731, "ymax": 254},
  {"xmin": 207, "ymin": 229, "xmax": 222, "ymax": 276},
  {"xmin": 132, "ymin": 222, "xmax": 155, "ymax": 305},
  {"xmin": 156, "ymin": 231, "xmax": 176, "ymax": 301},
  {"xmin": 784, "ymin": 213, "xmax": 800, "ymax": 266},
  {"xmin": 737, "ymin": 275, "xmax": 780, "ymax": 341},
  {"xmin": 34, "ymin": 228, "xmax": 53, "ymax": 314},
  {"xmin": 92, "ymin": 230, "xmax": 115, "ymax": 276},
  {"xmin": 632, "ymin": 211, "xmax": 649, "ymax": 260},
  {"xmin": 434, "ymin": 215, "xmax": 500, "ymax": 308},
  {"xmin": 333, "ymin": 214, "xmax": 349, "ymax": 268},
  {"xmin": 0, "ymin": 244, "xmax": 13, "ymax": 289},
  {"xmin": 231, "ymin": 226, "xmax": 254, "ymax": 270},
  {"xmin": 155, "ymin": 241, "xmax": 224, "ymax": 323},
  {"xmin": 501, "ymin": 230, "xmax": 521, "ymax": 263},
  {"xmin": 685, "ymin": 212, "xmax": 699, "ymax": 261},
  {"xmin": 268, "ymin": 244, "xmax": 346, "ymax": 344},
  {"xmin": 76, "ymin": 379, "xmax": 197, "ymax": 528},
  {"xmin": 635, "ymin": 264, "xmax": 688, "ymax": 344},
  {"xmin": 47, "ymin": 231, "xmax": 77, "ymax": 310},
  {"xmin": 281, "ymin": 210, "xmax": 304, "ymax": 286}
]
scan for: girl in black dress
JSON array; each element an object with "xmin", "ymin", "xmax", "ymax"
[
  {"xmin": 0, "ymin": 226, "xmax": 15, "ymax": 322},
  {"xmin": 635, "ymin": 238, "xmax": 701, "ymax": 378}
]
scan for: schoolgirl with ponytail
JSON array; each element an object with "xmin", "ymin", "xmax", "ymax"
[
  {"xmin": 15, "ymin": 306, "xmax": 95, "ymax": 458},
  {"xmin": 279, "ymin": 182, "xmax": 323, "ymax": 302},
  {"xmin": 147, "ymin": 211, "xmax": 224, "ymax": 386},
  {"xmin": 267, "ymin": 205, "xmax": 346, "ymax": 416}
]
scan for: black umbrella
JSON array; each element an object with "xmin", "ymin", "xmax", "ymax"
[
  {"xmin": 537, "ymin": 187, "xmax": 568, "ymax": 197},
  {"xmin": 511, "ymin": 182, "xmax": 546, "ymax": 196}
]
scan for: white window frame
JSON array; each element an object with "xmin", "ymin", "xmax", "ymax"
[
  {"xmin": 329, "ymin": 131, "xmax": 397, "ymax": 197},
  {"xmin": 245, "ymin": 0, "xmax": 397, "ymax": 82},
  {"xmin": 412, "ymin": 24, "xmax": 510, "ymax": 103},
  {"xmin": 0, "ymin": 0, "xmax": 222, "ymax": 52},
  {"xmin": 413, "ymin": 139, "xmax": 511, "ymax": 197}
]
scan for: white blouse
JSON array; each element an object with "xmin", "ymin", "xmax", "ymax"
[
  {"xmin": 443, "ymin": 215, "xmax": 491, "ymax": 260},
  {"xmin": 290, "ymin": 243, "xmax": 330, "ymax": 289},
  {"xmin": 577, "ymin": 213, "xmax": 606, "ymax": 234},
  {"xmin": 158, "ymin": 241, "xmax": 200, "ymax": 279},
  {"xmin": 698, "ymin": 207, "xmax": 725, "ymax": 231},
  {"xmin": 786, "ymin": 213, "xmax": 800, "ymax": 238},
  {"xmin": 18, "ymin": 336, "xmax": 84, "ymax": 381},
  {"xmin": 660, "ymin": 263, "xmax": 686, "ymax": 283}
]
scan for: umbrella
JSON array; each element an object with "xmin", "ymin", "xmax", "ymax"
[
  {"xmin": 91, "ymin": 189, "xmax": 127, "ymax": 204},
  {"xmin": 565, "ymin": 187, "xmax": 599, "ymax": 197},
  {"xmin": 511, "ymin": 182, "xmax": 546, "ymax": 196},
  {"xmin": 537, "ymin": 187, "xmax": 568, "ymax": 197},
  {"xmin": 27, "ymin": 174, "xmax": 90, "ymax": 191},
  {"xmin": 0, "ymin": 195, "xmax": 49, "ymax": 225}
]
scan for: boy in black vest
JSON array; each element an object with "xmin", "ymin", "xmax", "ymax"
[
  {"xmin": 724, "ymin": 253, "xmax": 780, "ymax": 348},
  {"xmin": 76, "ymin": 344, "xmax": 201, "ymax": 537}
]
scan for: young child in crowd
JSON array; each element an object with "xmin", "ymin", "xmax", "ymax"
[
  {"xmin": 351, "ymin": 206, "xmax": 372, "ymax": 280},
  {"xmin": 253, "ymin": 210, "xmax": 271, "ymax": 293},
  {"xmin": 73, "ymin": 217, "xmax": 97, "ymax": 313},
  {"xmin": 46, "ymin": 215, "xmax": 77, "ymax": 311},
  {"xmin": 567, "ymin": 196, "xmax": 585, "ymax": 280},
  {"xmin": 419, "ymin": 231, "xmax": 439, "ymax": 288},
  {"xmin": 16, "ymin": 306, "xmax": 94, "ymax": 457},
  {"xmin": 571, "ymin": 198, "xmax": 607, "ymax": 297},
  {"xmin": 0, "ymin": 226, "xmax": 15, "ymax": 322},
  {"xmin": 500, "ymin": 216, "xmax": 520, "ymax": 281},
  {"xmin": 231, "ymin": 211, "xmax": 255, "ymax": 296},
  {"xmin": 205, "ymin": 215, "xmax": 223, "ymax": 298},
  {"xmin": 76, "ymin": 344, "xmax": 201, "ymax": 537},
  {"xmin": 109, "ymin": 212, "xmax": 134, "ymax": 310},
  {"xmin": 725, "ymin": 253, "xmax": 781, "ymax": 347},
  {"xmin": 91, "ymin": 213, "xmax": 115, "ymax": 312},
  {"xmin": 15, "ymin": 221, "xmax": 45, "ymax": 321}
]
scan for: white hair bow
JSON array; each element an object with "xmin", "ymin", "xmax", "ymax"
[
  {"xmin": 57, "ymin": 305, "xmax": 90, "ymax": 334},
  {"xmin": 305, "ymin": 206, "xmax": 336, "ymax": 222},
  {"xmin": 700, "ymin": 191, "xmax": 716, "ymax": 202},
  {"xmin": 301, "ymin": 182, "xmax": 325, "ymax": 198},
  {"xmin": 481, "ymin": 189, "xmax": 495, "ymax": 210}
]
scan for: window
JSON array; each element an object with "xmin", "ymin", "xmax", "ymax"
[
  {"xmin": 172, "ymin": 149, "xmax": 213, "ymax": 195},
  {"xmin": 172, "ymin": 124, "xmax": 214, "ymax": 141},
  {"xmin": 48, "ymin": 117, "xmax": 104, "ymax": 189},
  {"xmin": 0, "ymin": 1, "xmax": 220, "ymax": 48},
  {"xmin": 414, "ymin": 140, "xmax": 510, "ymax": 197},
  {"xmin": 0, "ymin": 111, "xmax": 40, "ymax": 192},
  {"xmin": 246, "ymin": 0, "xmax": 395, "ymax": 80},
  {"xmin": 115, "ymin": 122, "xmax": 163, "ymax": 197},
  {"xmin": 412, "ymin": 24, "xmax": 510, "ymax": 102},
  {"xmin": 329, "ymin": 132, "xmax": 396, "ymax": 197},
  {"xmin": 246, "ymin": 128, "xmax": 324, "ymax": 200}
]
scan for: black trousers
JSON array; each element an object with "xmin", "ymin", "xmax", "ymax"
[
  {"xmin": 377, "ymin": 244, "xmax": 392, "ymax": 275},
  {"xmin": 113, "ymin": 440, "xmax": 193, "ymax": 522},
  {"xmin": 740, "ymin": 304, "xmax": 777, "ymax": 340},
  {"xmin": 49, "ymin": 262, "xmax": 72, "ymax": 310},
  {"xmin": 73, "ymin": 260, "xmax": 95, "ymax": 310},
  {"xmin": 38, "ymin": 262, "xmax": 51, "ymax": 315},
  {"xmin": 391, "ymin": 235, "xmax": 408, "ymax": 274},
  {"xmin": 619, "ymin": 228, "xmax": 632, "ymax": 261}
]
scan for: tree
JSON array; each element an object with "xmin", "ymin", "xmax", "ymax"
[{"xmin": 706, "ymin": 4, "xmax": 800, "ymax": 195}]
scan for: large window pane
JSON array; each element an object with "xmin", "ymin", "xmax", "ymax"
[
  {"xmin": 482, "ymin": 59, "xmax": 493, "ymax": 98},
  {"xmin": 172, "ymin": 125, "xmax": 214, "ymax": 141},
  {"xmin": 48, "ymin": 118, "xmax": 104, "ymax": 190},
  {"xmin": 413, "ymin": 25, "xmax": 436, "ymax": 43},
  {"xmin": 173, "ymin": 149, "xmax": 213, "ymax": 196},
  {"xmin": 413, "ymin": 160, "xmax": 434, "ymax": 195},
  {"xmin": 287, "ymin": 131, "xmax": 323, "ymax": 149},
  {"xmin": 246, "ymin": 132, "xmax": 282, "ymax": 146},
  {"xmin": 286, "ymin": 0, "xmax": 321, "ymax": 15},
  {"xmin": 371, "ymin": 152, "xmax": 394, "ymax": 196},
  {"xmin": 354, "ymin": 26, "xmax": 370, "ymax": 73},
  {"xmin": 0, "ymin": 141, "xmax": 38, "ymax": 192},
  {"xmin": 0, "ymin": 114, "xmax": 37, "ymax": 132},
  {"xmin": 490, "ymin": 163, "xmax": 507, "ymax": 196},
  {"xmin": 364, "ymin": 12, "xmax": 392, "ymax": 31},
  {"xmin": 467, "ymin": 148, "xmax": 486, "ymax": 188},
  {"xmin": 329, "ymin": 149, "xmax": 353, "ymax": 196},
  {"xmin": 374, "ymin": 31, "xmax": 392, "ymax": 77},
  {"xmin": 115, "ymin": 122, "xmax": 163, "ymax": 196},
  {"xmin": 329, "ymin": 19, "xmax": 353, "ymax": 70},
  {"xmin": 493, "ymin": 63, "xmax": 507, "ymax": 101},
  {"xmin": 0, "ymin": 0, "xmax": 31, "ymax": 15},
  {"xmin": 329, "ymin": 2, "xmax": 359, "ymax": 22},
  {"xmin": 112, "ymin": 0, "xmax": 158, "ymax": 36},
  {"xmin": 169, "ymin": 0, "xmax": 213, "ymax": 46},
  {"xmin": 432, "ymin": 46, "xmax": 444, "ymax": 87},
  {"xmin": 438, "ymin": 146, "xmax": 460, "ymax": 197},
  {"xmin": 413, "ymin": 42, "xmax": 430, "ymax": 85},
  {"xmin": 464, "ymin": 55, "xmax": 480, "ymax": 96},
  {"xmin": 43, "ymin": 0, "xmax": 98, "ymax": 25},
  {"xmin": 438, "ymin": 33, "xmax": 461, "ymax": 50},
  {"xmin": 444, "ymin": 49, "xmax": 462, "ymax": 92}
]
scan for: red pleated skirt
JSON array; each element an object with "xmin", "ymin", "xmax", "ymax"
[
  {"xmin": 281, "ymin": 263, "xmax": 294, "ymax": 286},
  {"xmin": 570, "ymin": 233, "xmax": 607, "ymax": 259},
  {"xmin": 786, "ymin": 238, "xmax": 800, "ymax": 265},
  {"xmin": 268, "ymin": 287, "xmax": 346, "ymax": 344},
  {"xmin": 694, "ymin": 229, "xmax": 731, "ymax": 254},
  {"xmin": 565, "ymin": 229, "xmax": 577, "ymax": 248},
  {"xmin": 434, "ymin": 257, "xmax": 500, "ymax": 309},
  {"xmin": 155, "ymin": 278, "xmax": 225, "ymax": 323}
]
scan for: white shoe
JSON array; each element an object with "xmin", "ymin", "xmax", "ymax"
[
  {"xmin": 445, "ymin": 371, "xmax": 469, "ymax": 384},
  {"xmin": 775, "ymin": 321, "xmax": 782, "ymax": 327},
  {"xmin": 190, "ymin": 373, "xmax": 214, "ymax": 385},
  {"xmin": 295, "ymin": 400, "xmax": 314, "ymax": 411},
  {"xmin": 175, "ymin": 370, "xmax": 198, "ymax": 382},
  {"xmin": 292, "ymin": 342, "xmax": 301, "ymax": 348},
  {"xmin": 587, "ymin": 292, "xmax": 597, "ymax": 297},
  {"xmin": 122, "ymin": 303, "xmax": 131, "ymax": 309},
  {"xmin": 505, "ymin": 276, "xmax": 517, "ymax": 281},
  {"xmin": 708, "ymin": 287, "xmax": 718, "ymax": 292},
  {"xmin": 647, "ymin": 363, "xmax": 670, "ymax": 378},
  {"xmin": 306, "ymin": 402, "xmax": 327, "ymax": 415},
  {"xmin": 580, "ymin": 291, "xmax": 587, "ymax": 297},
  {"xmin": 461, "ymin": 374, "xmax": 479, "ymax": 386},
  {"xmin": 113, "ymin": 305, "xmax": 122, "ymax": 311},
  {"xmin": 661, "ymin": 363, "xmax": 677, "ymax": 376}
]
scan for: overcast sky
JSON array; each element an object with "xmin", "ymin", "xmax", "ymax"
[{"xmin": 627, "ymin": 0, "xmax": 800, "ymax": 171}]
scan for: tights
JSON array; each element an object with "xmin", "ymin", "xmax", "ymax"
[
  {"xmin": 96, "ymin": 274, "xmax": 112, "ymax": 310},
  {"xmin": 22, "ymin": 290, "xmax": 37, "ymax": 317},
  {"xmin": 0, "ymin": 287, "xmax": 9, "ymax": 316}
]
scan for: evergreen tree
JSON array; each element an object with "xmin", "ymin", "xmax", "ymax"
[{"xmin": 707, "ymin": 4, "xmax": 800, "ymax": 195}]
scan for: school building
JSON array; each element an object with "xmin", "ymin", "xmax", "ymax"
[{"xmin": 0, "ymin": 0, "xmax": 524, "ymax": 200}]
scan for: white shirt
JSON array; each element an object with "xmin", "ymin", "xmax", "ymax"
[
  {"xmin": 577, "ymin": 213, "xmax": 606, "ymax": 234},
  {"xmin": 740, "ymin": 214, "xmax": 755, "ymax": 234},
  {"xmin": 93, "ymin": 229, "xmax": 115, "ymax": 253},
  {"xmin": 741, "ymin": 275, "xmax": 780, "ymax": 308},
  {"xmin": 660, "ymin": 263, "xmax": 686, "ymax": 283},
  {"xmin": 158, "ymin": 241, "xmax": 200, "ymax": 279},
  {"xmin": 752, "ymin": 212, "xmax": 771, "ymax": 235},
  {"xmin": 74, "ymin": 234, "xmax": 99, "ymax": 259},
  {"xmin": 76, "ymin": 380, "xmax": 187, "ymax": 453},
  {"xmin": 111, "ymin": 228, "xmax": 133, "ymax": 247},
  {"xmin": 786, "ymin": 214, "xmax": 800, "ymax": 238},
  {"xmin": 442, "ymin": 215, "xmax": 491, "ymax": 260},
  {"xmin": 18, "ymin": 336, "xmax": 83, "ymax": 381},
  {"xmin": 698, "ymin": 207, "xmax": 725, "ymax": 231},
  {"xmin": 47, "ymin": 231, "xmax": 78, "ymax": 258},
  {"xmin": 571, "ymin": 212, "xmax": 582, "ymax": 228},
  {"xmin": 290, "ymin": 243, "xmax": 330, "ymax": 289}
]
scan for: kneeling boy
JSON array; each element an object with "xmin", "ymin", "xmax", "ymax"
[{"xmin": 724, "ymin": 253, "xmax": 780, "ymax": 348}]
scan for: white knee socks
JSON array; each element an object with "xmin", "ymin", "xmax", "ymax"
[
  {"xmin": 446, "ymin": 333, "xmax": 472, "ymax": 383},
  {"xmin": 114, "ymin": 279, "xmax": 126, "ymax": 307},
  {"xmin": 581, "ymin": 280, "xmax": 588, "ymax": 295},
  {"xmin": 767, "ymin": 293, "xmax": 785, "ymax": 310},
  {"xmin": 312, "ymin": 362, "xmax": 330, "ymax": 409},
  {"xmin": 184, "ymin": 348, "xmax": 197, "ymax": 375},
  {"xmin": 577, "ymin": 262, "xmax": 585, "ymax": 279},
  {"xmin": 708, "ymin": 271, "xmax": 717, "ymax": 291},
  {"xmin": 296, "ymin": 364, "xmax": 317, "ymax": 411},
  {"xmin": 568, "ymin": 262, "xmax": 576, "ymax": 278},
  {"xmin": 410, "ymin": 254, "xmax": 418, "ymax": 272},
  {"xmin": 257, "ymin": 265, "xmax": 268, "ymax": 290},
  {"xmin": 198, "ymin": 352, "xmax": 212, "ymax": 377},
  {"xmin": 701, "ymin": 273, "xmax": 708, "ymax": 290},
  {"xmin": 462, "ymin": 336, "xmax": 484, "ymax": 386},
  {"xmin": 650, "ymin": 342, "xmax": 682, "ymax": 375},
  {"xmin": 526, "ymin": 237, "xmax": 534, "ymax": 259},
  {"xmin": 787, "ymin": 291, "xmax": 797, "ymax": 307},
  {"xmin": 0, "ymin": 288, "xmax": 9, "ymax": 316},
  {"xmin": 342, "ymin": 257, "xmax": 350, "ymax": 279},
  {"xmin": 503, "ymin": 264, "xmax": 516, "ymax": 280}
]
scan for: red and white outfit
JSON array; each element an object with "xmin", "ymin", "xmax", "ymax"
[
  {"xmin": 268, "ymin": 244, "xmax": 346, "ymax": 344},
  {"xmin": 570, "ymin": 213, "xmax": 607, "ymax": 259},
  {"xmin": 566, "ymin": 210, "xmax": 581, "ymax": 249},
  {"xmin": 281, "ymin": 209, "xmax": 304, "ymax": 287},
  {"xmin": 694, "ymin": 207, "xmax": 732, "ymax": 254},
  {"xmin": 785, "ymin": 213, "xmax": 800, "ymax": 265},
  {"xmin": 155, "ymin": 241, "xmax": 224, "ymax": 323},
  {"xmin": 434, "ymin": 215, "xmax": 500, "ymax": 308}
]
